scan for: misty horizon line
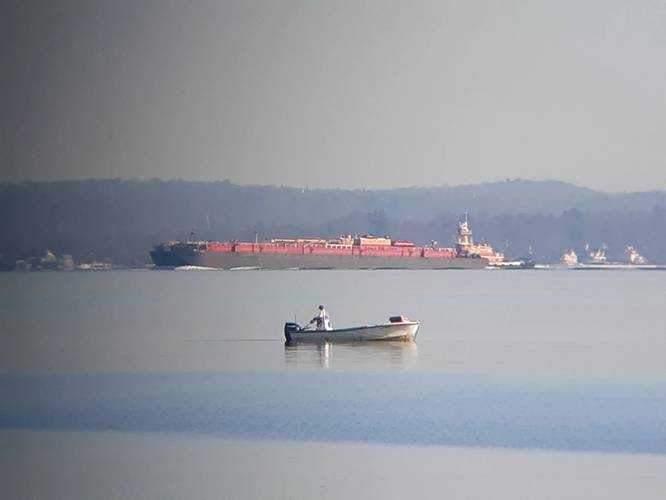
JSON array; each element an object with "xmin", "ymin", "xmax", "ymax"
[{"xmin": 3, "ymin": 176, "xmax": 664, "ymax": 195}]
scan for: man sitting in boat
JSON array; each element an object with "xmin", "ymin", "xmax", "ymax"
[{"xmin": 310, "ymin": 305, "xmax": 332, "ymax": 331}]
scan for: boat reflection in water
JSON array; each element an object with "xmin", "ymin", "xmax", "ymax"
[{"xmin": 284, "ymin": 340, "xmax": 418, "ymax": 370}]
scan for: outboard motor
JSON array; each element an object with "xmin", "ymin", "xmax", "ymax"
[{"xmin": 284, "ymin": 322, "xmax": 302, "ymax": 342}]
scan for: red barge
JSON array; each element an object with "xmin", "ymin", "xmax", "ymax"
[{"xmin": 150, "ymin": 219, "xmax": 503, "ymax": 270}]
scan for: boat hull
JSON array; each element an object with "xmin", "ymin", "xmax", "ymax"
[{"xmin": 284, "ymin": 321, "xmax": 420, "ymax": 343}]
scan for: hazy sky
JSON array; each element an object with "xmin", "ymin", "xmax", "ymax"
[{"xmin": 3, "ymin": 0, "xmax": 666, "ymax": 191}]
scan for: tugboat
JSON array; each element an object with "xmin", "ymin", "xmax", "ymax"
[{"xmin": 455, "ymin": 216, "xmax": 505, "ymax": 265}]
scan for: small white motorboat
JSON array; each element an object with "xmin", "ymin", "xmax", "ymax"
[{"xmin": 284, "ymin": 316, "xmax": 420, "ymax": 343}]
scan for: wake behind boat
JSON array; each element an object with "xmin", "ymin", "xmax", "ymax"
[{"xmin": 284, "ymin": 316, "xmax": 420, "ymax": 343}]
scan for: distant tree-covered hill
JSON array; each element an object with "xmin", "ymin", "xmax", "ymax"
[{"xmin": 2, "ymin": 179, "xmax": 666, "ymax": 268}]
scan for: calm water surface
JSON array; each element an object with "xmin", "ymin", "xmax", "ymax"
[
  {"xmin": 2, "ymin": 269, "xmax": 665, "ymax": 376},
  {"xmin": 1, "ymin": 270, "xmax": 666, "ymax": 498}
]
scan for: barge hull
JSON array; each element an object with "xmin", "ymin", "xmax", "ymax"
[{"xmin": 151, "ymin": 248, "xmax": 488, "ymax": 270}]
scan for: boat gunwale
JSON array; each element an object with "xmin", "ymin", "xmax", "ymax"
[{"xmin": 295, "ymin": 321, "xmax": 420, "ymax": 335}]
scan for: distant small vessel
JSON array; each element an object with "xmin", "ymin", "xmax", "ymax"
[
  {"xmin": 284, "ymin": 316, "xmax": 420, "ymax": 343},
  {"xmin": 488, "ymin": 257, "xmax": 535, "ymax": 269},
  {"xmin": 563, "ymin": 245, "xmax": 657, "ymax": 270},
  {"xmin": 174, "ymin": 265, "xmax": 217, "ymax": 271},
  {"xmin": 626, "ymin": 246, "xmax": 647, "ymax": 265},
  {"xmin": 587, "ymin": 247, "xmax": 609, "ymax": 265},
  {"xmin": 562, "ymin": 249, "xmax": 579, "ymax": 267}
]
